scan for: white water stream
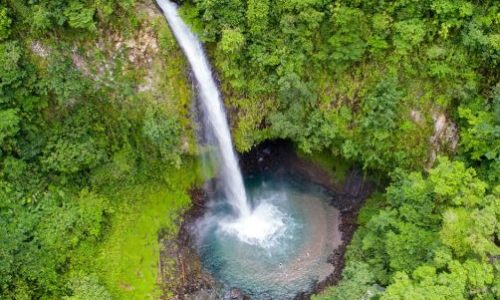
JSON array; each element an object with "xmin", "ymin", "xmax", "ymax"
[{"xmin": 157, "ymin": 0, "xmax": 284, "ymax": 246}]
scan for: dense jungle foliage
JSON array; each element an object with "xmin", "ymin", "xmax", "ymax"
[
  {"xmin": 179, "ymin": 0, "xmax": 499, "ymax": 299},
  {"xmin": 181, "ymin": 0, "xmax": 499, "ymax": 175},
  {"xmin": 0, "ymin": 0, "xmax": 200, "ymax": 298},
  {"xmin": 0, "ymin": 0, "xmax": 499, "ymax": 299}
]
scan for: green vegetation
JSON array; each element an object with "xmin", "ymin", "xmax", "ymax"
[
  {"xmin": 0, "ymin": 0, "xmax": 499, "ymax": 299},
  {"xmin": 182, "ymin": 0, "xmax": 498, "ymax": 174},
  {"xmin": 0, "ymin": 0, "xmax": 199, "ymax": 299},
  {"xmin": 180, "ymin": 0, "xmax": 499, "ymax": 299},
  {"xmin": 314, "ymin": 158, "xmax": 499, "ymax": 299},
  {"xmin": 76, "ymin": 159, "xmax": 202, "ymax": 299}
]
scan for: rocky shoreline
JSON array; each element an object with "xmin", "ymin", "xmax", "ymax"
[{"xmin": 159, "ymin": 140, "xmax": 374, "ymax": 299}]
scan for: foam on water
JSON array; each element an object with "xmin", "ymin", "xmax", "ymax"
[
  {"xmin": 197, "ymin": 176, "xmax": 342, "ymax": 299},
  {"xmin": 220, "ymin": 201, "xmax": 287, "ymax": 248}
]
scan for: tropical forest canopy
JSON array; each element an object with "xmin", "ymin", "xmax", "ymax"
[{"xmin": 0, "ymin": 0, "xmax": 498, "ymax": 299}]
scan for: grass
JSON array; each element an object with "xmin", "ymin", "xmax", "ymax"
[
  {"xmin": 60, "ymin": 6, "xmax": 214, "ymax": 298},
  {"xmin": 96, "ymin": 185, "xmax": 188, "ymax": 299},
  {"xmin": 83, "ymin": 13, "xmax": 202, "ymax": 299},
  {"xmin": 72, "ymin": 158, "xmax": 203, "ymax": 299}
]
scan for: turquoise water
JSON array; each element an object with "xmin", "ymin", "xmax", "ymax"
[{"xmin": 196, "ymin": 175, "xmax": 341, "ymax": 299}]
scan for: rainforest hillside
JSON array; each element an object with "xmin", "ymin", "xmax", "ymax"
[{"xmin": 0, "ymin": 0, "xmax": 499, "ymax": 299}]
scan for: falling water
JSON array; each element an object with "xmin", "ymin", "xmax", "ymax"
[
  {"xmin": 156, "ymin": 0, "xmax": 250, "ymax": 217},
  {"xmin": 157, "ymin": 3, "xmax": 343, "ymax": 296},
  {"xmin": 158, "ymin": 0, "xmax": 288, "ymax": 248}
]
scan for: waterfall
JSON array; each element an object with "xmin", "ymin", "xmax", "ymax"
[
  {"xmin": 157, "ymin": 0, "xmax": 286, "ymax": 248},
  {"xmin": 156, "ymin": 0, "xmax": 250, "ymax": 217}
]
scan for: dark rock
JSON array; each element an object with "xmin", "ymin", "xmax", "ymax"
[
  {"xmin": 158, "ymin": 188, "xmax": 223, "ymax": 299},
  {"xmin": 240, "ymin": 139, "xmax": 374, "ymax": 213}
]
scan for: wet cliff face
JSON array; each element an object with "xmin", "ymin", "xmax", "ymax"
[{"xmin": 240, "ymin": 140, "xmax": 374, "ymax": 212}]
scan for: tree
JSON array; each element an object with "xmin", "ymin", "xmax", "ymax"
[
  {"xmin": 428, "ymin": 157, "xmax": 487, "ymax": 207},
  {"xmin": 41, "ymin": 107, "xmax": 108, "ymax": 174},
  {"xmin": 142, "ymin": 105, "xmax": 181, "ymax": 166},
  {"xmin": 268, "ymin": 72, "xmax": 316, "ymax": 147},
  {"xmin": 0, "ymin": 41, "xmax": 24, "ymax": 90},
  {"xmin": 393, "ymin": 19, "xmax": 426, "ymax": 56},
  {"xmin": 64, "ymin": 273, "xmax": 111, "ymax": 300},
  {"xmin": 246, "ymin": 0, "xmax": 269, "ymax": 36},
  {"xmin": 381, "ymin": 265, "xmax": 467, "ymax": 300},
  {"xmin": 326, "ymin": 158, "xmax": 499, "ymax": 298},
  {"xmin": 0, "ymin": 109, "xmax": 20, "ymax": 145},
  {"xmin": 312, "ymin": 261, "xmax": 381, "ymax": 300},
  {"xmin": 458, "ymin": 86, "xmax": 500, "ymax": 183},
  {"xmin": 355, "ymin": 78, "xmax": 407, "ymax": 170},
  {"xmin": 30, "ymin": 4, "xmax": 53, "ymax": 34},
  {"xmin": 328, "ymin": 5, "xmax": 368, "ymax": 66},
  {"xmin": 385, "ymin": 223, "xmax": 437, "ymax": 273},
  {"xmin": 64, "ymin": 1, "xmax": 97, "ymax": 31},
  {"xmin": 0, "ymin": 7, "xmax": 11, "ymax": 40},
  {"xmin": 218, "ymin": 28, "xmax": 245, "ymax": 54}
]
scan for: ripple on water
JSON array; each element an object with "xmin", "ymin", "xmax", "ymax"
[{"xmin": 196, "ymin": 177, "xmax": 342, "ymax": 299}]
